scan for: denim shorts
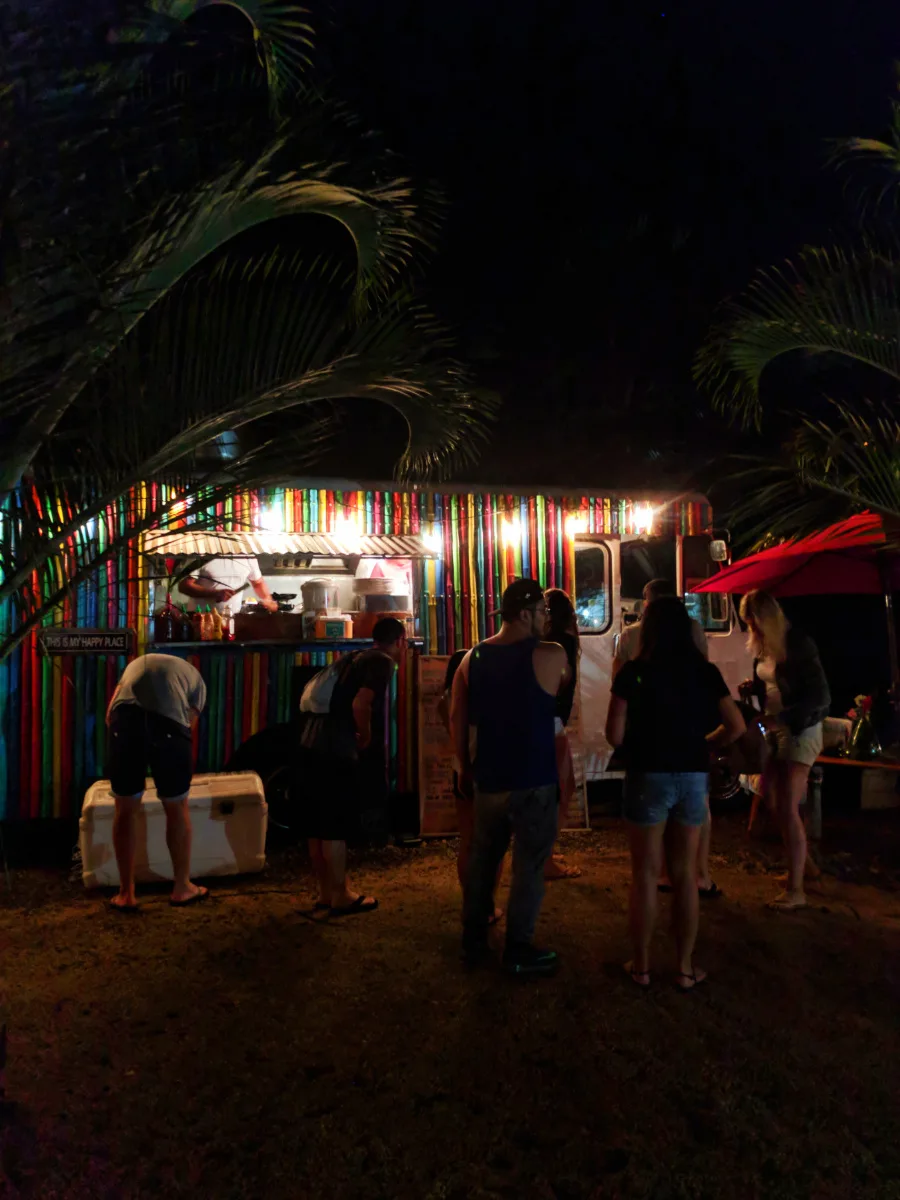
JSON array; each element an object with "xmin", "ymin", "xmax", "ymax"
[{"xmin": 624, "ymin": 772, "xmax": 709, "ymax": 827}]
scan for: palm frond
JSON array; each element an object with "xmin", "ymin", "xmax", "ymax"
[
  {"xmin": 148, "ymin": 1, "xmax": 314, "ymax": 108},
  {"xmin": 722, "ymin": 399, "xmax": 900, "ymax": 549},
  {"xmin": 695, "ymin": 245, "xmax": 900, "ymax": 429}
]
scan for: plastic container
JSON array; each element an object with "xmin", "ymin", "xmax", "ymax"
[
  {"xmin": 315, "ymin": 614, "xmax": 354, "ymax": 639},
  {"xmin": 301, "ymin": 579, "xmax": 340, "ymax": 614},
  {"xmin": 79, "ymin": 772, "xmax": 268, "ymax": 886}
]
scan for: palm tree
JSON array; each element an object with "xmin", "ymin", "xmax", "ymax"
[
  {"xmin": 0, "ymin": 1, "xmax": 493, "ymax": 658},
  {"xmin": 694, "ymin": 80, "xmax": 900, "ymax": 547}
]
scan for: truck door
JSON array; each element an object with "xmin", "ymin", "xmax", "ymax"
[{"xmin": 572, "ymin": 537, "xmax": 617, "ymax": 780}]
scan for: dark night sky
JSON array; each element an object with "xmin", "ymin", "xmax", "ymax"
[{"xmin": 310, "ymin": 1, "xmax": 900, "ymax": 489}]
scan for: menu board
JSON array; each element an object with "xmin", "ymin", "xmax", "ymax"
[
  {"xmin": 417, "ymin": 654, "xmax": 590, "ymax": 834},
  {"xmin": 418, "ymin": 656, "xmax": 457, "ymax": 835}
]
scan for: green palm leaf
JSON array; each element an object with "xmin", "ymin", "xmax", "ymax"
[{"xmin": 696, "ymin": 244, "xmax": 900, "ymax": 429}]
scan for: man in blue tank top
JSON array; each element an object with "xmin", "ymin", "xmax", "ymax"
[{"xmin": 450, "ymin": 579, "xmax": 570, "ymax": 976}]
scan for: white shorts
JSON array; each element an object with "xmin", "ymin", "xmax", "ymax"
[{"xmin": 771, "ymin": 723, "xmax": 823, "ymax": 768}]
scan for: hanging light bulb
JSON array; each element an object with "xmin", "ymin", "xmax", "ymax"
[
  {"xmin": 501, "ymin": 518, "xmax": 521, "ymax": 547},
  {"xmin": 335, "ymin": 514, "xmax": 362, "ymax": 554},
  {"xmin": 259, "ymin": 505, "xmax": 284, "ymax": 533},
  {"xmin": 633, "ymin": 504, "xmax": 656, "ymax": 535},
  {"xmin": 422, "ymin": 527, "xmax": 443, "ymax": 556},
  {"xmin": 565, "ymin": 515, "xmax": 588, "ymax": 538}
]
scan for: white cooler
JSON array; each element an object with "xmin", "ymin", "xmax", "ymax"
[{"xmin": 79, "ymin": 772, "xmax": 268, "ymax": 888}]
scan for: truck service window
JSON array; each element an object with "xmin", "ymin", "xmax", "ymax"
[{"xmin": 619, "ymin": 538, "xmax": 676, "ymax": 603}]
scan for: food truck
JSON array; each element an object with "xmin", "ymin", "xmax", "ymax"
[{"xmin": 0, "ymin": 479, "xmax": 751, "ymax": 830}]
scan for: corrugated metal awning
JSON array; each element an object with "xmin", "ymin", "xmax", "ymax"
[{"xmin": 141, "ymin": 529, "xmax": 435, "ymax": 559}]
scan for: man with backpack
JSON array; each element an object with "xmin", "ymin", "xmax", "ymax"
[{"xmin": 299, "ymin": 617, "xmax": 406, "ymax": 915}]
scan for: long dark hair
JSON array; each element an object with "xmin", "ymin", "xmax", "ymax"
[
  {"xmin": 639, "ymin": 595, "xmax": 704, "ymax": 663},
  {"xmin": 544, "ymin": 587, "xmax": 578, "ymax": 646}
]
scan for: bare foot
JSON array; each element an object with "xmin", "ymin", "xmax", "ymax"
[
  {"xmin": 487, "ymin": 907, "xmax": 504, "ymax": 926},
  {"xmin": 110, "ymin": 892, "xmax": 138, "ymax": 911},
  {"xmin": 625, "ymin": 960, "xmax": 651, "ymax": 988},
  {"xmin": 768, "ymin": 890, "xmax": 807, "ymax": 912},
  {"xmin": 676, "ymin": 966, "xmax": 707, "ymax": 991},
  {"xmin": 544, "ymin": 858, "xmax": 582, "ymax": 880},
  {"xmin": 170, "ymin": 882, "xmax": 208, "ymax": 905}
]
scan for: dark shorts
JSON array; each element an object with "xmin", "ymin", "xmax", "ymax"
[{"xmin": 106, "ymin": 704, "xmax": 193, "ymax": 801}]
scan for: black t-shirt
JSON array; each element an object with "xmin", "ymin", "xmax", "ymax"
[
  {"xmin": 443, "ymin": 649, "xmax": 468, "ymax": 695},
  {"xmin": 302, "ymin": 649, "xmax": 395, "ymax": 760},
  {"xmin": 339, "ymin": 649, "xmax": 395, "ymax": 741},
  {"xmin": 611, "ymin": 655, "xmax": 729, "ymax": 773},
  {"xmin": 555, "ymin": 632, "xmax": 578, "ymax": 726}
]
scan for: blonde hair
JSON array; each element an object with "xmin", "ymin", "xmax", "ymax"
[{"xmin": 739, "ymin": 590, "xmax": 789, "ymax": 661}]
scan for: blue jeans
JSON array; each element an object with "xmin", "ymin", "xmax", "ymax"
[
  {"xmin": 463, "ymin": 784, "xmax": 558, "ymax": 946},
  {"xmin": 624, "ymin": 772, "xmax": 709, "ymax": 827}
]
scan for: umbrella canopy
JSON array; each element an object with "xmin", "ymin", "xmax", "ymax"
[{"xmin": 690, "ymin": 513, "xmax": 900, "ymax": 598}]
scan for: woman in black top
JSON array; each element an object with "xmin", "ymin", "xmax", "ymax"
[
  {"xmin": 543, "ymin": 589, "xmax": 583, "ymax": 880},
  {"xmin": 739, "ymin": 589, "xmax": 830, "ymax": 912},
  {"xmin": 606, "ymin": 597, "xmax": 745, "ymax": 989}
]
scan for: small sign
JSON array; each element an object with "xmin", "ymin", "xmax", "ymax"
[{"xmin": 39, "ymin": 628, "xmax": 135, "ymax": 656}]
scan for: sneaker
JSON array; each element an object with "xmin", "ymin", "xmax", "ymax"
[{"xmin": 501, "ymin": 943, "xmax": 559, "ymax": 977}]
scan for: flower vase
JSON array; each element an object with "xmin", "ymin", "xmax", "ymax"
[{"xmin": 848, "ymin": 713, "xmax": 882, "ymax": 761}]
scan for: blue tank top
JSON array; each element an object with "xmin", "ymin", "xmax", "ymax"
[{"xmin": 467, "ymin": 638, "xmax": 558, "ymax": 792}]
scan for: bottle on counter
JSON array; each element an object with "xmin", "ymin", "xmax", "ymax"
[
  {"xmin": 210, "ymin": 607, "xmax": 223, "ymax": 641},
  {"xmin": 154, "ymin": 596, "xmax": 179, "ymax": 643},
  {"xmin": 179, "ymin": 605, "xmax": 193, "ymax": 641},
  {"xmin": 191, "ymin": 608, "xmax": 205, "ymax": 641}
]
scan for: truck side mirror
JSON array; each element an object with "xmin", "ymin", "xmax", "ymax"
[{"xmin": 709, "ymin": 539, "xmax": 729, "ymax": 563}]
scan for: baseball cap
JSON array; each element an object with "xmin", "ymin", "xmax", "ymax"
[{"xmin": 490, "ymin": 578, "xmax": 546, "ymax": 620}]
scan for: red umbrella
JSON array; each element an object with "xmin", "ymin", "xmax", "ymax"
[
  {"xmin": 690, "ymin": 513, "xmax": 900, "ymax": 597},
  {"xmin": 691, "ymin": 512, "xmax": 900, "ymax": 690}
]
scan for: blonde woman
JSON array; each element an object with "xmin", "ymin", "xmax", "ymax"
[{"xmin": 740, "ymin": 591, "xmax": 830, "ymax": 911}]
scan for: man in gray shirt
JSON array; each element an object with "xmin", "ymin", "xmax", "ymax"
[{"xmin": 106, "ymin": 654, "xmax": 207, "ymax": 911}]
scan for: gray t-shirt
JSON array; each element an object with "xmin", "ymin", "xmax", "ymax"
[
  {"xmin": 111, "ymin": 654, "xmax": 206, "ymax": 729},
  {"xmin": 615, "ymin": 615, "xmax": 707, "ymax": 669}
]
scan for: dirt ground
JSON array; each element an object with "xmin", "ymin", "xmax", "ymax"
[{"xmin": 1, "ymin": 813, "xmax": 899, "ymax": 1200}]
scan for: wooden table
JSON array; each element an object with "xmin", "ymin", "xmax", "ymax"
[{"xmin": 809, "ymin": 756, "xmax": 900, "ymax": 838}]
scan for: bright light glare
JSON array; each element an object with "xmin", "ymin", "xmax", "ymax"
[
  {"xmin": 259, "ymin": 505, "xmax": 284, "ymax": 533},
  {"xmin": 565, "ymin": 515, "xmax": 588, "ymax": 538},
  {"xmin": 501, "ymin": 518, "xmax": 521, "ymax": 547},
  {"xmin": 422, "ymin": 528, "xmax": 443, "ymax": 555},
  {"xmin": 633, "ymin": 504, "xmax": 656, "ymax": 535},
  {"xmin": 335, "ymin": 515, "xmax": 362, "ymax": 553}
]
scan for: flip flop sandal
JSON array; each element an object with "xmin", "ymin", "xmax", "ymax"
[
  {"xmin": 768, "ymin": 895, "xmax": 808, "ymax": 912},
  {"xmin": 699, "ymin": 882, "xmax": 722, "ymax": 900},
  {"xmin": 313, "ymin": 902, "xmax": 331, "ymax": 912},
  {"xmin": 169, "ymin": 887, "xmax": 209, "ymax": 908},
  {"xmin": 109, "ymin": 899, "xmax": 140, "ymax": 914},
  {"xmin": 330, "ymin": 895, "xmax": 379, "ymax": 917},
  {"xmin": 624, "ymin": 961, "xmax": 651, "ymax": 989},
  {"xmin": 545, "ymin": 862, "xmax": 582, "ymax": 880},
  {"xmin": 676, "ymin": 969, "xmax": 707, "ymax": 991}
]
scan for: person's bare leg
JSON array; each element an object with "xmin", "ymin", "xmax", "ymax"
[
  {"xmin": 627, "ymin": 822, "xmax": 666, "ymax": 979},
  {"xmin": 770, "ymin": 763, "xmax": 810, "ymax": 909},
  {"xmin": 308, "ymin": 839, "xmax": 331, "ymax": 905},
  {"xmin": 111, "ymin": 795, "xmax": 141, "ymax": 908},
  {"xmin": 324, "ymin": 839, "xmax": 375, "ymax": 910},
  {"xmin": 164, "ymin": 798, "xmax": 206, "ymax": 903},
  {"xmin": 667, "ymin": 821, "xmax": 704, "ymax": 985},
  {"xmin": 696, "ymin": 804, "xmax": 713, "ymax": 890}
]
